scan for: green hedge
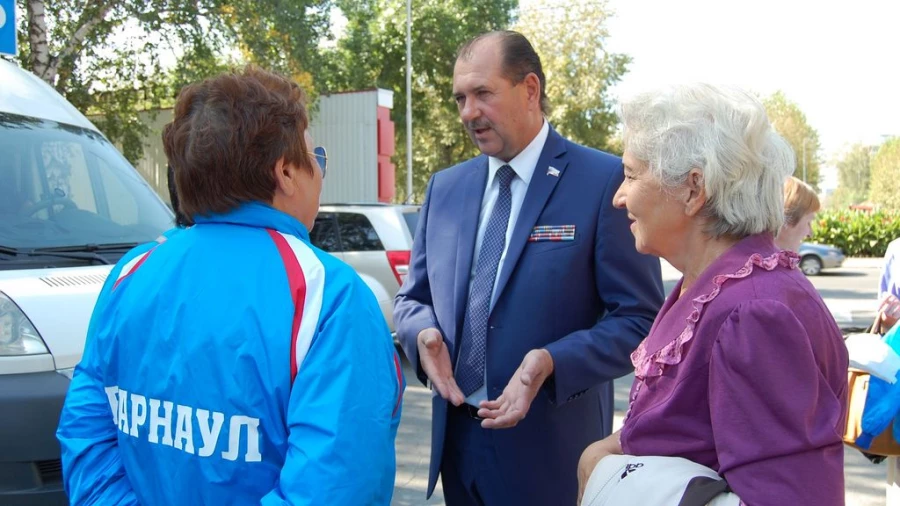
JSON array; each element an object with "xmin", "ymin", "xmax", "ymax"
[{"xmin": 810, "ymin": 210, "xmax": 900, "ymax": 257}]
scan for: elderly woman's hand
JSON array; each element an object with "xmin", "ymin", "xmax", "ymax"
[
  {"xmin": 880, "ymin": 294, "xmax": 900, "ymax": 330},
  {"xmin": 577, "ymin": 431, "xmax": 623, "ymax": 505}
]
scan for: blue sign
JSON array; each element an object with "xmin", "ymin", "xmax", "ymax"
[{"xmin": 0, "ymin": 0, "xmax": 16, "ymax": 57}]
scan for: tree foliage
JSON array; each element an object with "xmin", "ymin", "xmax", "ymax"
[
  {"xmin": 869, "ymin": 137, "xmax": 900, "ymax": 210},
  {"xmin": 320, "ymin": 0, "xmax": 518, "ymax": 202},
  {"xmin": 811, "ymin": 210, "xmax": 900, "ymax": 257},
  {"xmin": 10, "ymin": 0, "xmax": 632, "ymax": 204},
  {"xmin": 763, "ymin": 91, "xmax": 821, "ymax": 191},
  {"xmin": 13, "ymin": 0, "xmax": 331, "ymax": 163},
  {"xmin": 829, "ymin": 143, "xmax": 873, "ymax": 209},
  {"xmin": 512, "ymin": 0, "xmax": 629, "ymax": 153}
]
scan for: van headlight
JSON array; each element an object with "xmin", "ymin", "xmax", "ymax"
[{"xmin": 0, "ymin": 292, "xmax": 50, "ymax": 356}]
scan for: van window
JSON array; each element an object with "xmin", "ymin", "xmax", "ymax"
[
  {"xmin": 42, "ymin": 141, "xmax": 98, "ymax": 214},
  {"xmin": 95, "ymin": 154, "xmax": 139, "ymax": 226},
  {"xmin": 0, "ymin": 113, "xmax": 173, "ymax": 252}
]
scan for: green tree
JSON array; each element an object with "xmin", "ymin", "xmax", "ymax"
[
  {"xmin": 512, "ymin": 0, "xmax": 629, "ymax": 153},
  {"xmin": 13, "ymin": 0, "xmax": 331, "ymax": 163},
  {"xmin": 763, "ymin": 91, "xmax": 821, "ymax": 191},
  {"xmin": 830, "ymin": 143, "xmax": 873, "ymax": 209},
  {"xmin": 869, "ymin": 137, "xmax": 900, "ymax": 210},
  {"xmin": 321, "ymin": 0, "xmax": 517, "ymax": 202}
]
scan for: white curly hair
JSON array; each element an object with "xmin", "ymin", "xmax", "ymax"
[{"xmin": 620, "ymin": 83, "xmax": 795, "ymax": 238}]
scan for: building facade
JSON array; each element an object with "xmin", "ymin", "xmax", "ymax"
[{"xmin": 130, "ymin": 88, "xmax": 396, "ymax": 205}]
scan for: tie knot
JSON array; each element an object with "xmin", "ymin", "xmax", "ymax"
[{"xmin": 497, "ymin": 165, "xmax": 515, "ymax": 189}]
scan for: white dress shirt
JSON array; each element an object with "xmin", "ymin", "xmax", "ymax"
[{"xmin": 464, "ymin": 119, "xmax": 550, "ymax": 406}]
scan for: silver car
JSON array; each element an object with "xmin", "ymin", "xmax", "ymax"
[
  {"xmin": 798, "ymin": 242, "xmax": 845, "ymax": 276},
  {"xmin": 311, "ymin": 204, "xmax": 420, "ymax": 333}
]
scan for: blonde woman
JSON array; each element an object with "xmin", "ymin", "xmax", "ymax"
[{"xmin": 776, "ymin": 176, "xmax": 820, "ymax": 253}]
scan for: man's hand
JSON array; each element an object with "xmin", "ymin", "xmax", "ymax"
[
  {"xmin": 577, "ymin": 432, "xmax": 622, "ymax": 505},
  {"xmin": 417, "ymin": 328, "xmax": 465, "ymax": 406},
  {"xmin": 477, "ymin": 349, "xmax": 554, "ymax": 429},
  {"xmin": 880, "ymin": 294, "xmax": 900, "ymax": 331}
]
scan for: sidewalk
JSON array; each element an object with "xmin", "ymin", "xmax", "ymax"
[
  {"xmin": 825, "ymin": 299, "xmax": 879, "ymax": 330},
  {"xmin": 833, "ymin": 257, "xmax": 883, "ymax": 328}
]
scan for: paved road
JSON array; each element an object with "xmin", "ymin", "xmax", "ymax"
[
  {"xmin": 392, "ymin": 258, "xmax": 890, "ymax": 505},
  {"xmin": 812, "ymin": 258, "xmax": 884, "ymax": 330},
  {"xmin": 661, "ymin": 257, "xmax": 884, "ymax": 330}
]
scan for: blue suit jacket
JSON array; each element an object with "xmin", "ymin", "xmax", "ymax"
[{"xmin": 394, "ymin": 127, "xmax": 664, "ymax": 504}]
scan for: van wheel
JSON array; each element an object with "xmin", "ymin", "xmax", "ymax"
[{"xmin": 800, "ymin": 255, "xmax": 822, "ymax": 276}]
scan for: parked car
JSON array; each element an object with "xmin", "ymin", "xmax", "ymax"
[
  {"xmin": 311, "ymin": 204, "xmax": 420, "ymax": 333},
  {"xmin": 798, "ymin": 242, "xmax": 845, "ymax": 276},
  {"xmin": 0, "ymin": 59, "xmax": 174, "ymax": 504}
]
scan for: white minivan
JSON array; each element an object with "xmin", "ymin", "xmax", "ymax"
[{"xmin": 0, "ymin": 59, "xmax": 173, "ymax": 504}]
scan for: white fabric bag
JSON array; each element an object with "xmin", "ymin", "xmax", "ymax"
[
  {"xmin": 845, "ymin": 330, "xmax": 900, "ymax": 384},
  {"xmin": 581, "ymin": 454, "xmax": 741, "ymax": 506}
]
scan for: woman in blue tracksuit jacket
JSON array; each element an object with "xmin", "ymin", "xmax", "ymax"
[{"xmin": 56, "ymin": 66, "xmax": 404, "ymax": 505}]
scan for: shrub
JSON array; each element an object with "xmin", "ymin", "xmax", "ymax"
[{"xmin": 810, "ymin": 210, "xmax": 900, "ymax": 257}]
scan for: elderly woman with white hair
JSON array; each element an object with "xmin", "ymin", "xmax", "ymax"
[{"xmin": 577, "ymin": 84, "xmax": 848, "ymax": 505}]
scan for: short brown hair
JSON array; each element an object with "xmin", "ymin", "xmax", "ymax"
[
  {"xmin": 783, "ymin": 176, "xmax": 821, "ymax": 226},
  {"xmin": 163, "ymin": 65, "xmax": 311, "ymax": 218},
  {"xmin": 456, "ymin": 30, "xmax": 549, "ymax": 114}
]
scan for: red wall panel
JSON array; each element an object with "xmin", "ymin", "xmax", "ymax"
[{"xmin": 377, "ymin": 106, "xmax": 396, "ymax": 202}]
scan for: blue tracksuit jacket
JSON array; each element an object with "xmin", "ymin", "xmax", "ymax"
[{"xmin": 57, "ymin": 202, "xmax": 404, "ymax": 505}]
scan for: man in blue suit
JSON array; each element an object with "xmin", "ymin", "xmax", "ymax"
[{"xmin": 394, "ymin": 31, "xmax": 664, "ymax": 505}]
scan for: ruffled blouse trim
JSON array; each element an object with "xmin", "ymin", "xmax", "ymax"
[{"xmin": 631, "ymin": 250, "xmax": 799, "ymax": 380}]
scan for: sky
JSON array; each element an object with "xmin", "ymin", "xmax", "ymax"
[{"xmin": 521, "ymin": 0, "xmax": 900, "ymax": 190}]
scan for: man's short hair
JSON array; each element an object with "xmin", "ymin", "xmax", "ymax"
[
  {"xmin": 162, "ymin": 65, "xmax": 312, "ymax": 219},
  {"xmin": 456, "ymin": 30, "xmax": 549, "ymax": 113}
]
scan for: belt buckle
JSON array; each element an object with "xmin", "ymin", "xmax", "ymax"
[{"xmin": 464, "ymin": 404, "xmax": 483, "ymax": 421}]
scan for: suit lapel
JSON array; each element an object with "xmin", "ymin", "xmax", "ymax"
[
  {"xmin": 453, "ymin": 157, "xmax": 489, "ymax": 343},
  {"xmin": 491, "ymin": 129, "xmax": 568, "ymax": 310}
]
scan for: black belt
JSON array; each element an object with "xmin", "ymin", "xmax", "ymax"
[{"xmin": 454, "ymin": 403, "xmax": 484, "ymax": 421}]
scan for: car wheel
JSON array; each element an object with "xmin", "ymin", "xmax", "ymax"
[{"xmin": 800, "ymin": 255, "xmax": 823, "ymax": 276}]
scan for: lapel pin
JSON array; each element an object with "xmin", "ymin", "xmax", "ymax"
[{"xmin": 547, "ymin": 166, "xmax": 560, "ymax": 177}]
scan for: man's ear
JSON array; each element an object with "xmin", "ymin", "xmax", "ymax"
[
  {"xmin": 272, "ymin": 157, "xmax": 296, "ymax": 198},
  {"xmin": 684, "ymin": 168, "xmax": 707, "ymax": 217},
  {"xmin": 523, "ymin": 72, "xmax": 541, "ymax": 110}
]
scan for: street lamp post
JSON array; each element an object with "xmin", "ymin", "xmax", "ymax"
[
  {"xmin": 801, "ymin": 138, "xmax": 807, "ymax": 183},
  {"xmin": 405, "ymin": 0, "xmax": 413, "ymax": 203}
]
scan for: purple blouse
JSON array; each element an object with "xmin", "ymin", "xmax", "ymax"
[{"xmin": 620, "ymin": 233, "xmax": 848, "ymax": 506}]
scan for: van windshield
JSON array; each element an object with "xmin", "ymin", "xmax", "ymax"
[{"xmin": 0, "ymin": 113, "xmax": 173, "ymax": 251}]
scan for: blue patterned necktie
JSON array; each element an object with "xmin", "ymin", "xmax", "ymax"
[{"xmin": 457, "ymin": 165, "xmax": 516, "ymax": 397}]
